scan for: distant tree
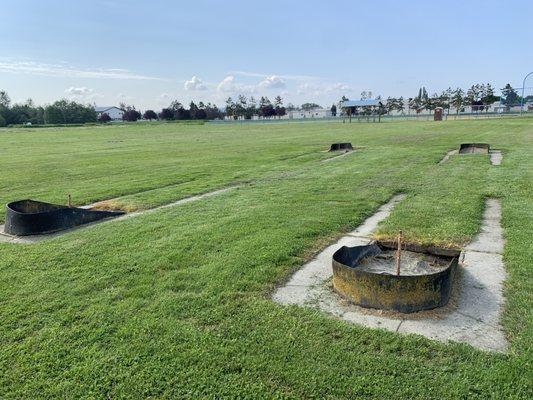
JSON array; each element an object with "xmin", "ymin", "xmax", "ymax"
[
  {"xmin": 396, "ymin": 97, "xmax": 405, "ymax": 114},
  {"xmin": 0, "ymin": 90, "xmax": 10, "ymax": 108},
  {"xmin": 196, "ymin": 102, "xmax": 207, "ymax": 120},
  {"xmin": 189, "ymin": 101, "xmax": 200, "ymax": 119},
  {"xmin": 204, "ymin": 102, "xmax": 222, "ymax": 120},
  {"xmin": 409, "ymin": 97, "xmax": 423, "ymax": 114},
  {"xmin": 330, "ymin": 104, "xmax": 337, "ymax": 116},
  {"xmin": 143, "ymin": 110, "xmax": 158, "ymax": 120},
  {"xmin": 44, "ymin": 99, "xmax": 97, "ymax": 124},
  {"xmin": 465, "ymin": 85, "xmax": 480, "ymax": 105},
  {"xmin": 98, "ymin": 113, "xmax": 112, "ymax": 123},
  {"xmin": 259, "ymin": 96, "xmax": 275, "ymax": 118},
  {"xmin": 235, "ymin": 95, "xmax": 247, "ymax": 119},
  {"xmin": 481, "ymin": 83, "xmax": 498, "ymax": 110},
  {"xmin": 385, "ymin": 97, "xmax": 396, "ymax": 114},
  {"xmin": 274, "ymin": 96, "xmax": 285, "ymax": 118},
  {"xmin": 167, "ymin": 100, "xmax": 189, "ymax": 120},
  {"xmin": 159, "ymin": 108, "xmax": 174, "ymax": 120},
  {"xmin": 122, "ymin": 109, "xmax": 141, "ymax": 122},
  {"xmin": 286, "ymin": 103, "xmax": 297, "ymax": 112},
  {"xmin": 246, "ymin": 96, "xmax": 257, "ymax": 119},
  {"xmin": 501, "ymin": 84, "xmax": 519, "ymax": 106},
  {"xmin": 225, "ymin": 97, "xmax": 236, "ymax": 119},
  {"xmin": 300, "ymin": 102, "xmax": 320, "ymax": 111},
  {"xmin": 451, "ymin": 88, "xmax": 465, "ymax": 113},
  {"xmin": 360, "ymin": 91, "xmax": 375, "ymax": 100},
  {"xmin": 0, "ymin": 113, "xmax": 6, "ymax": 127}
]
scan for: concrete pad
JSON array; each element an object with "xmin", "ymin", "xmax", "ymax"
[
  {"xmin": 490, "ymin": 150, "xmax": 503, "ymax": 166},
  {"xmin": 465, "ymin": 199, "xmax": 504, "ymax": 254},
  {"xmin": 439, "ymin": 149, "xmax": 458, "ymax": 164},
  {"xmin": 350, "ymin": 194, "xmax": 406, "ymax": 237},
  {"xmin": 273, "ymin": 198, "xmax": 508, "ymax": 352},
  {"xmin": 321, "ymin": 150, "xmax": 355, "ymax": 163}
]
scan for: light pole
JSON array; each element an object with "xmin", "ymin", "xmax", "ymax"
[{"xmin": 520, "ymin": 71, "xmax": 533, "ymax": 115}]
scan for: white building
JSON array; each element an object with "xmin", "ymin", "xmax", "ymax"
[
  {"xmin": 94, "ymin": 106, "xmax": 124, "ymax": 121},
  {"xmin": 285, "ymin": 108, "xmax": 332, "ymax": 119}
]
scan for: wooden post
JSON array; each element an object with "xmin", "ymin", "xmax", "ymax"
[
  {"xmin": 396, "ymin": 230, "xmax": 403, "ymax": 276},
  {"xmin": 67, "ymin": 194, "xmax": 72, "ymax": 208}
]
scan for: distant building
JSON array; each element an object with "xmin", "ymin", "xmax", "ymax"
[
  {"xmin": 94, "ymin": 106, "xmax": 124, "ymax": 120},
  {"xmin": 285, "ymin": 108, "xmax": 332, "ymax": 119}
]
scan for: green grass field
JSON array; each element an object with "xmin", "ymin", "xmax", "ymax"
[{"xmin": 0, "ymin": 119, "xmax": 531, "ymax": 398}]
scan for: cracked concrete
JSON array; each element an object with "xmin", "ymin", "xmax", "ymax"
[
  {"xmin": 273, "ymin": 197, "xmax": 508, "ymax": 352},
  {"xmin": 0, "ymin": 186, "xmax": 239, "ymax": 244}
]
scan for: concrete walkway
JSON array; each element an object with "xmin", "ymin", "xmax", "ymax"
[
  {"xmin": 439, "ymin": 148, "xmax": 503, "ymax": 166},
  {"xmin": 490, "ymin": 150, "xmax": 503, "ymax": 165},
  {"xmin": 0, "ymin": 186, "xmax": 239, "ymax": 244},
  {"xmin": 439, "ymin": 149, "xmax": 458, "ymax": 164},
  {"xmin": 273, "ymin": 197, "xmax": 508, "ymax": 352},
  {"xmin": 321, "ymin": 150, "xmax": 355, "ymax": 163}
]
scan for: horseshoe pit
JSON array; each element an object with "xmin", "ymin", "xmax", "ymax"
[
  {"xmin": 329, "ymin": 142, "xmax": 353, "ymax": 152},
  {"xmin": 4, "ymin": 199, "xmax": 124, "ymax": 236},
  {"xmin": 459, "ymin": 143, "xmax": 490, "ymax": 154},
  {"xmin": 332, "ymin": 240, "xmax": 459, "ymax": 313}
]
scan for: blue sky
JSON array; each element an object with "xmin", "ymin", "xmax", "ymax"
[{"xmin": 1, "ymin": 0, "xmax": 532, "ymax": 109}]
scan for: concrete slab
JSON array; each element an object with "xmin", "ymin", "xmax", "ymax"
[
  {"xmin": 0, "ymin": 186, "xmax": 240, "ymax": 244},
  {"xmin": 465, "ymin": 199, "xmax": 504, "ymax": 254},
  {"xmin": 273, "ymin": 197, "xmax": 508, "ymax": 352},
  {"xmin": 490, "ymin": 150, "xmax": 503, "ymax": 166},
  {"xmin": 321, "ymin": 150, "xmax": 354, "ymax": 163},
  {"xmin": 439, "ymin": 149, "xmax": 458, "ymax": 164}
]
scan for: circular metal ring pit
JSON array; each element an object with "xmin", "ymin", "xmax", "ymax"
[{"xmin": 332, "ymin": 241, "xmax": 459, "ymax": 313}]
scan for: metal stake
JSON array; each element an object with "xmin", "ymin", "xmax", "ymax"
[
  {"xmin": 67, "ymin": 194, "xmax": 72, "ymax": 208},
  {"xmin": 396, "ymin": 230, "xmax": 403, "ymax": 276}
]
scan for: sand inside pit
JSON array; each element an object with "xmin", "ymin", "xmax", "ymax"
[{"xmin": 357, "ymin": 250, "xmax": 449, "ymax": 276}]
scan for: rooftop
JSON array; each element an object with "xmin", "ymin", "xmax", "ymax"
[{"xmin": 341, "ymin": 99, "xmax": 380, "ymax": 107}]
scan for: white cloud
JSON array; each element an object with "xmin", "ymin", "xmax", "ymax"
[
  {"xmin": 297, "ymin": 81, "xmax": 352, "ymax": 96},
  {"xmin": 216, "ymin": 75, "xmax": 256, "ymax": 95},
  {"xmin": 184, "ymin": 76, "xmax": 208, "ymax": 91},
  {"xmin": 0, "ymin": 60, "xmax": 165, "ymax": 80},
  {"xmin": 328, "ymin": 82, "xmax": 351, "ymax": 92},
  {"xmin": 217, "ymin": 75, "xmax": 237, "ymax": 92},
  {"xmin": 230, "ymin": 70, "xmax": 319, "ymax": 81},
  {"xmin": 116, "ymin": 93, "xmax": 136, "ymax": 102},
  {"xmin": 258, "ymin": 75, "xmax": 286, "ymax": 89},
  {"xmin": 65, "ymin": 86, "xmax": 93, "ymax": 95}
]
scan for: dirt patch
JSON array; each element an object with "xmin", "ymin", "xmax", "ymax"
[{"xmin": 90, "ymin": 200, "xmax": 138, "ymax": 213}]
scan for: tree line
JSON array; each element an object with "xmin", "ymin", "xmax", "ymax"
[
  {"xmin": 0, "ymin": 83, "xmax": 529, "ymax": 127},
  {"xmin": 0, "ymin": 92, "xmax": 98, "ymax": 126},
  {"xmin": 375, "ymin": 83, "xmax": 525, "ymax": 115},
  {"xmin": 224, "ymin": 95, "xmax": 287, "ymax": 120}
]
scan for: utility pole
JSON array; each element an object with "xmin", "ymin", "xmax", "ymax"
[{"xmin": 520, "ymin": 72, "xmax": 533, "ymax": 115}]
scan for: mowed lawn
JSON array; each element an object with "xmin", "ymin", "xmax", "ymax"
[{"xmin": 0, "ymin": 119, "xmax": 531, "ymax": 398}]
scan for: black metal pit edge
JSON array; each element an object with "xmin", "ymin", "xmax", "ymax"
[
  {"xmin": 329, "ymin": 143, "xmax": 353, "ymax": 152},
  {"xmin": 332, "ymin": 241, "xmax": 460, "ymax": 313},
  {"xmin": 4, "ymin": 199, "xmax": 125, "ymax": 236},
  {"xmin": 459, "ymin": 143, "xmax": 490, "ymax": 154}
]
